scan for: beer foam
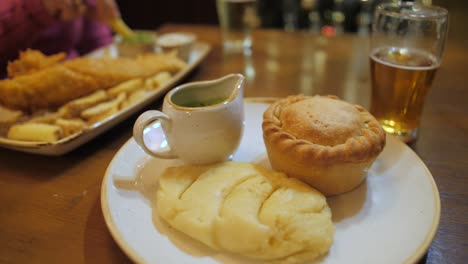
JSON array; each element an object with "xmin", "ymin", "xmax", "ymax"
[{"xmin": 370, "ymin": 46, "xmax": 440, "ymax": 70}]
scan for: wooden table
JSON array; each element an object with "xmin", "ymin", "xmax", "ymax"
[{"xmin": 0, "ymin": 24, "xmax": 467, "ymax": 263}]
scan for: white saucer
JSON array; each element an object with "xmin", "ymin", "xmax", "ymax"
[{"xmin": 101, "ymin": 99, "xmax": 440, "ymax": 264}]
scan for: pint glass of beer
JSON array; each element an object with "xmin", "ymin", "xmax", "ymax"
[{"xmin": 369, "ymin": 2, "xmax": 448, "ymax": 142}]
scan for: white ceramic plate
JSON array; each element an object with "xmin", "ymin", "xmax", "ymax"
[
  {"xmin": 101, "ymin": 99, "xmax": 440, "ymax": 264},
  {"xmin": 0, "ymin": 41, "xmax": 211, "ymax": 155}
]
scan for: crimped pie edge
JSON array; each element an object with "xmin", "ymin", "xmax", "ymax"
[{"xmin": 262, "ymin": 95, "xmax": 386, "ymax": 165}]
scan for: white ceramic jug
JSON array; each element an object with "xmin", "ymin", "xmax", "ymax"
[{"xmin": 133, "ymin": 73, "xmax": 245, "ymax": 164}]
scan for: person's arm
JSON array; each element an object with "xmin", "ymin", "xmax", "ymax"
[
  {"xmin": 86, "ymin": 0, "xmax": 120, "ymax": 25},
  {"xmin": 77, "ymin": 19, "xmax": 113, "ymax": 55},
  {"xmin": 77, "ymin": 0, "xmax": 120, "ymax": 55}
]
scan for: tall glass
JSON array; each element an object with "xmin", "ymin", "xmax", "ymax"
[
  {"xmin": 216, "ymin": 0, "xmax": 258, "ymax": 52},
  {"xmin": 369, "ymin": 2, "xmax": 448, "ymax": 143}
]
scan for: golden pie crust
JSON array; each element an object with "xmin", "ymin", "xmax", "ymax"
[{"xmin": 262, "ymin": 95, "xmax": 386, "ymax": 196}]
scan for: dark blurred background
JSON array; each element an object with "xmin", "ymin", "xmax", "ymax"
[
  {"xmin": 116, "ymin": 0, "xmax": 466, "ymax": 40},
  {"xmin": 116, "ymin": 0, "xmax": 384, "ymax": 33}
]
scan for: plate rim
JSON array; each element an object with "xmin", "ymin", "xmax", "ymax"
[
  {"xmin": 101, "ymin": 137, "xmax": 148, "ymax": 264},
  {"xmin": 100, "ymin": 99, "xmax": 441, "ymax": 264}
]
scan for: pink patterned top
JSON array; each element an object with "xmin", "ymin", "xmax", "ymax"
[{"xmin": 0, "ymin": 0, "xmax": 113, "ymax": 77}]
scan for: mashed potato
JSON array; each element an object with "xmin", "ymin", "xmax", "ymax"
[{"xmin": 156, "ymin": 162, "xmax": 334, "ymax": 263}]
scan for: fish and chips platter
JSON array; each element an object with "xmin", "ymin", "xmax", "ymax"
[{"xmin": 0, "ymin": 36, "xmax": 211, "ymax": 155}]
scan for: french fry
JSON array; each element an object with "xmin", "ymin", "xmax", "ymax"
[
  {"xmin": 28, "ymin": 112, "xmax": 61, "ymax": 124},
  {"xmin": 144, "ymin": 71, "xmax": 172, "ymax": 90},
  {"xmin": 0, "ymin": 105, "xmax": 23, "ymax": 125},
  {"xmin": 107, "ymin": 79, "xmax": 143, "ymax": 96},
  {"xmin": 59, "ymin": 90, "xmax": 109, "ymax": 118},
  {"xmin": 121, "ymin": 89, "xmax": 149, "ymax": 109},
  {"xmin": 81, "ymin": 93, "xmax": 126, "ymax": 124},
  {"xmin": 7, "ymin": 123, "xmax": 63, "ymax": 142},
  {"xmin": 54, "ymin": 118, "xmax": 87, "ymax": 137}
]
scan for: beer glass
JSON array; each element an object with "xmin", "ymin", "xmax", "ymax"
[
  {"xmin": 216, "ymin": 0, "xmax": 258, "ymax": 52},
  {"xmin": 369, "ymin": 2, "xmax": 448, "ymax": 143}
]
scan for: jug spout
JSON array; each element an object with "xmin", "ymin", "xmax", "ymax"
[
  {"xmin": 217, "ymin": 73, "xmax": 245, "ymax": 102},
  {"xmin": 166, "ymin": 73, "xmax": 245, "ymax": 108}
]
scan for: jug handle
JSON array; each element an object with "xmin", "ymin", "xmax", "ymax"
[{"xmin": 133, "ymin": 110, "xmax": 178, "ymax": 159}]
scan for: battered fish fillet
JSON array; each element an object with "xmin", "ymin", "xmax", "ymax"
[
  {"xmin": 0, "ymin": 53, "xmax": 186, "ymax": 111},
  {"xmin": 7, "ymin": 49, "xmax": 66, "ymax": 78}
]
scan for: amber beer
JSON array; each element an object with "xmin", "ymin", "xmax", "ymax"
[{"xmin": 370, "ymin": 47, "xmax": 439, "ymax": 138}]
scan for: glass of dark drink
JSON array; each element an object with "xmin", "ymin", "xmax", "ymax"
[{"xmin": 369, "ymin": 2, "xmax": 448, "ymax": 143}]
